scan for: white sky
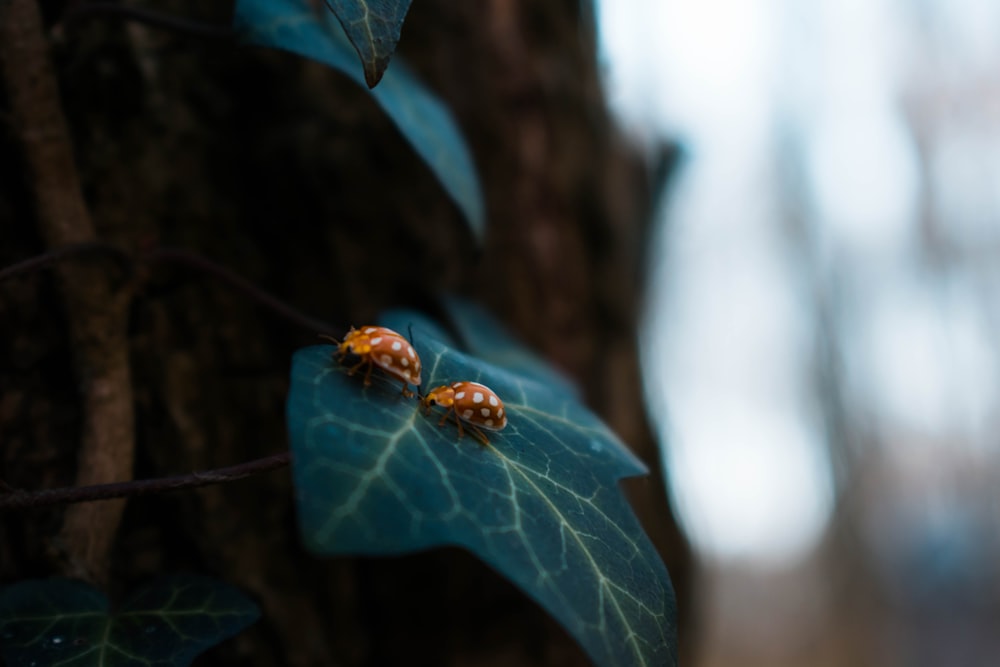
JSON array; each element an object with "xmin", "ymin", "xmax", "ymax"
[{"xmin": 596, "ymin": 0, "xmax": 1000, "ymax": 564}]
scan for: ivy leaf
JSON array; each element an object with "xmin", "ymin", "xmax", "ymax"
[
  {"xmin": 233, "ymin": 0, "xmax": 486, "ymax": 242},
  {"xmin": 324, "ymin": 0, "xmax": 413, "ymax": 88},
  {"xmin": 434, "ymin": 296, "xmax": 581, "ymax": 398},
  {"xmin": 287, "ymin": 315, "xmax": 678, "ymax": 667},
  {"xmin": 0, "ymin": 575, "xmax": 260, "ymax": 666}
]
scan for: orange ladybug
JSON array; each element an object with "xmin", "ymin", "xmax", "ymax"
[
  {"xmin": 422, "ymin": 381, "xmax": 507, "ymax": 445},
  {"xmin": 321, "ymin": 326, "xmax": 421, "ymax": 397}
]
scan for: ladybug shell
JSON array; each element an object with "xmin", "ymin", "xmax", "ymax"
[
  {"xmin": 344, "ymin": 326, "xmax": 422, "ymax": 387},
  {"xmin": 449, "ymin": 381, "xmax": 507, "ymax": 431}
]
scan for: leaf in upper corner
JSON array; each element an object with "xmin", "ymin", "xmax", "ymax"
[
  {"xmin": 286, "ymin": 313, "xmax": 678, "ymax": 667},
  {"xmin": 232, "ymin": 0, "xmax": 485, "ymax": 242},
  {"xmin": 0, "ymin": 575, "xmax": 260, "ymax": 667},
  {"xmin": 324, "ymin": 0, "xmax": 413, "ymax": 88}
]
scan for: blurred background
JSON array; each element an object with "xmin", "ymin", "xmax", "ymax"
[{"xmin": 595, "ymin": 0, "xmax": 1000, "ymax": 665}]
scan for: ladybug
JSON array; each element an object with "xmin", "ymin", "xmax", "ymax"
[
  {"xmin": 422, "ymin": 381, "xmax": 507, "ymax": 445},
  {"xmin": 321, "ymin": 326, "xmax": 421, "ymax": 397}
]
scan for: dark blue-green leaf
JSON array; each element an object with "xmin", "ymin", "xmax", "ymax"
[
  {"xmin": 436, "ymin": 296, "xmax": 580, "ymax": 397},
  {"xmin": 233, "ymin": 0, "xmax": 485, "ymax": 242},
  {"xmin": 287, "ymin": 317, "xmax": 677, "ymax": 667},
  {"xmin": 0, "ymin": 575, "xmax": 260, "ymax": 666},
  {"xmin": 325, "ymin": 0, "xmax": 413, "ymax": 88}
]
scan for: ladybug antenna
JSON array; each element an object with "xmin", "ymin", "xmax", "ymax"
[
  {"xmin": 406, "ymin": 324, "xmax": 427, "ymax": 402},
  {"xmin": 318, "ymin": 332, "xmax": 340, "ymax": 345}
]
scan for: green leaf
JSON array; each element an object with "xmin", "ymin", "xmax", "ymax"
[
  {"xmin": 436, "ymin": 296, "xmax": 581, "ymax": 398},
  {"xmin": 324, "ymin": 0, "xmax": 413, "ymax": 88},
  {"xmin": 287, "ymin": 315, "xmax": 678, "ymax": 667},
  {"xmin": 232, "ymin": 0, "xmax": 486, "ymax": 242},
  {"xmin": 0, "ymin": 576, "xmax": 260, "ymax": 666}
]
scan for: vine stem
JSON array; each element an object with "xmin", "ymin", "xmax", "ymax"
[
  {"xmin": 0, "ymin": 242, "xmax": 337, "ymax": 335},
  {"xmin": 0, "ymin": 0, "xmax": 135, "ymax": 585},
  {"xmin": 0, "ymin": 242, "xmax": 132, "ymax": 282},
  {"xmin": 0, "ymin": 453, "xmax": 291, "ymax": 511},
  {"xmin": 147, "ymin": 247, "xmax": 336, "ymax": 334}
]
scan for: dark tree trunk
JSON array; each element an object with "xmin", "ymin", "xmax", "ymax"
[{"xmin": 0, "ymin": 1, "xmax": 691, "ymax": 664}]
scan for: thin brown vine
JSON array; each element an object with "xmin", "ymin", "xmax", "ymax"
[{"xmin": 0, "ymin": 453, "xmax": 291, "ymax": 511}]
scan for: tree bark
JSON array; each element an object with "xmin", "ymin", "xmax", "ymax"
[
  {"xmin": 0, "ymin": 0, "xmax": 692, "ymax": 664},
  {"xmin": 0, "ymin": 0, "xmax": 135, "ymax": 586}
]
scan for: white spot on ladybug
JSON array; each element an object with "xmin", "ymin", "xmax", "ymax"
[
  {"xmin": 391, "ymin": 341, "xmax": 402, "ymax": 351},
  {"xmin": 485, "ymin": 419, "xmax": 494, "ymax": 427},
  {"xmin": 403, "ymin": 369, "xmax": 411, "ymax": 378},
  {"xmin": 364, "ymin": 327, "xmax": 377, "ymax": 333},
  {"xmin": 408, "ymin": 347, "xmax": 416, "ymax": 359},
  {"xmin": 497, "ymin": 408, "xmax": 504, "ymax": 417},
  {"xmin": 480, "ymin": 408, "xmax": 490, "ymax": 417},
  {"xmin": 400, "ymin": 357, "xmax": 409, "ymax": 367},
  {"xmin": 371, "ymin": 337, "xmax": 383, "ymax": 345},
  {"xmin": 455, "ymin": 392, "xmax": 465, "ymax": 399},
  {"xmin": 473, "ymin": 392, "xmax": 484, "ymax": 403},
  {"xmin": 462, "ymin": 409, "xmax": 474, "ymax": 419},
  {"xmin": 489, "ymin": 395, "xmax": 498, "ymax": 407},
  {"xmin": 380, "ymin": 354, "xmax": 392, "ymax": 366}
]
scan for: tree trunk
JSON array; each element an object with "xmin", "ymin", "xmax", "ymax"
[{"xmin": 0, "ymin": 1, "xmax": 692, "ymax": 664}]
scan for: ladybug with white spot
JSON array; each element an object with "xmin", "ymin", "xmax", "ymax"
[
  {"xmin": 321, "ymin": 325, "xmax": 421, "ymax": 397},
  {"xmin": 422, "ymin": 381, "xmax": 507, "ymax": 445}
]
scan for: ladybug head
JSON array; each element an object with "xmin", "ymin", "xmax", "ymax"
[
  {"xmin": 422, "ymin": 385, "xmax": 455, "ymax": 409},
  {"xmin": 338, "ymin": 328, "xmax": 372, "ymax": 356}
]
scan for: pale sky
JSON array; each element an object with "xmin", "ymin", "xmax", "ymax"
[{"xmin": 596, "ymin": 0, "xmax": 1000, "ymax": 564}]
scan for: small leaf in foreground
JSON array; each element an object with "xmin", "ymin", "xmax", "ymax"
[
  {"xmin": 0, "ymin": 575, "xmax": 260, "ymax": 667},
  {"xmin": 233, "ymin": 0, "xmax": 485, "ymax": 242},
  {"xmin": 324, "ymin": 0, "xmax": 413, "ymax": 87},
  {"xmin": 287, "ymin": 314, "xmax": 678, "ymax": 667}
]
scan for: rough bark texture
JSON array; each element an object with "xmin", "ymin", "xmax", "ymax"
[
  {"xmin": 0, "ymin": 0, "xmax": 135, "ymax": 586},
  {"xmin": 0, "ymin": 0, "xmax": 691, "ymax": 664}
]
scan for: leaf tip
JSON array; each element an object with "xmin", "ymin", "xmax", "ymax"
[{"xmin": 364, "ymin": 60, "xmax": 388, "ymax": 88}]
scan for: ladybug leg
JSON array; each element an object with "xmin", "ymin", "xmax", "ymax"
[
  {"xmin": 437, "ymin": 406, "xmax": 452, "ymax": 427},
  {"xmin": 453, "ymin": 413, "xmax": 465, "ymax": 439},
  {"xmin": 362, "ymin": 361, "xmax": 374, "ymax": 386},
  {"xmin": 345, "ymin": 357, "xmax": 367, "ymax": 376},
  {"xmin": 470, "ymin": 426, "xmax": 489, "ymax": 446},
  {"xmin": 400, "ymin": 383, "xmax": 414, "ymax": 398}
]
